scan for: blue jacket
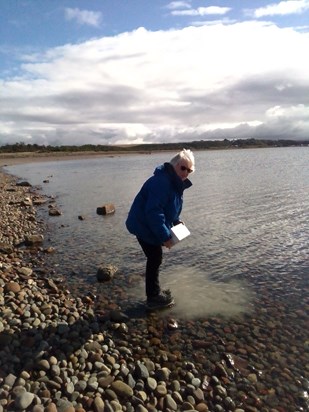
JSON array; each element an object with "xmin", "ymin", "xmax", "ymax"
[{"xmin": 126, "ymin": 162, "xmax": 192, "ymax": 245}]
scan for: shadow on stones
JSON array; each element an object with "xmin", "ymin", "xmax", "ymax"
[{"xmin": 0, "ymin": 315, "xmax": 99, "ymax": 378}]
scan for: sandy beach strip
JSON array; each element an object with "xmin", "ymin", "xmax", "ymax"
[{"xmin": 0, "ymin": 150, "xmax": 140, "ymax": 167}]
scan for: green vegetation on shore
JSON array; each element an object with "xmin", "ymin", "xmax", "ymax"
[{"xmin": 0, "ymin": 138, "xmax": 308, "ymax": 155}]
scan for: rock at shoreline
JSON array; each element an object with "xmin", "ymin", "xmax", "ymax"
[
  {"xmin": 48, "ymin": 207, "xmax": 62, "ymax": 216},
  {"xmin": 97, "ymin": 264, "xmax": 118, "ymax": 282},
  {"xmin": 32, "ymin": 196, "xmax": 48, "ymax": 206},
  {"xmin": 16, "ymin": 180, "xmax": 32, "ymax": 187},
  {"xmin": 96, "ymin": 203, "xmax": 115, "ymax": 215},
  {"xmin": 24, "ymin": 234, "xmax": 44, "ymax": 245}
]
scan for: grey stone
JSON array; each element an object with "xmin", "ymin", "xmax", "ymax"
[
  {"xmin": 4, "ymin": 374, "xmax": 17, "ymax": 388},
  {"xmin": 75, "ymin": 380, "xmax": 87, "ymax": 391},
  {"xmin": 25, "ymin": 234, "xmax": 44, "ymax": 245},
  {"xmin": 16, "ymin": 181, "xmax": 31, "ymax": 187},
  {"xmin": 155, "ymin": 367, "xmax": 170, "ymax": 381},
  {"xmin": 93, "ymin": 396, "xmax": 105, "ymax": 412},
  {"xmin": 164, "ymin": 394, "xmax": 178, "ymax": 410},
  {"xmin": 135, "ymin": 363, "xmax": 149, "ymax": 379},
  {"xmin": 65, "ymin": 381, "xmax": 75, "ymax": 395},
  {"xmin": 14, "ymin": 392, "xmax": 35, "ymax": 409},
  {"xmin": 48, "ymin": 207, "xmax": 62, "ymax": 216},
  {"xmin": 111, "ymin": 380, "xmax": 134, "ymax": 398},
  {"xmin": 0, "ymin": 242, "xmax": 14, "ymax": 254},
  {"xmin": 96, "ymin": 203, "xmax": 115, "ymax": 215},
  {"xmin": 146, "ymin": 377, "xmax": 157, "ymax": 391},
  {"xmin": 97, "ymin": 264, "xmax": 118, "ymax": 282}
]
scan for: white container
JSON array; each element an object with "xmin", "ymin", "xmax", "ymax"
[{"xmin": 170, "ymin": 223, "xmax": 190, "ymax": 245}]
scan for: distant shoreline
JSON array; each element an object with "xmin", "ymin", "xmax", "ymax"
[
  {"xmin": 0, "ymin": 142, "xmax": 307, "ymax": 168},
  {"xmin": 0, "ymin": 150, "xmax": 157, "ymax": 167}
]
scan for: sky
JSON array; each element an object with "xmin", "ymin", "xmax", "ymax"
[{"xmin": 1, "ymin": 0, "xmax": 309, "ymax": 146}]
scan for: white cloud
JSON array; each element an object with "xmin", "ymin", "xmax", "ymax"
[
  {"xmin": 266, "ymin": 103, "xmax": 309, "ymax": 119},
  {"xmin": 65, "ymin": 8, "xmax": 102, "ymax": 27},
  {"xmin": 254, "ymin": 0, "xmax": 309, "ymax": 17},
  {"xmin": 165, "ymin": 1, "xmax": 191, "ymax": 10},
  {"xmin": 1, "ymin": 21, "xmax": 309, "ymax": 146},
  {"xmin": 171, "ymin": 6, "xmax": 231, "ymax": 16}
]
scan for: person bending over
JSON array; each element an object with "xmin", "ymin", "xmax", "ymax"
[{"xmin": 126, "ymin": 149, "xmax": 195, "ymax": 310}]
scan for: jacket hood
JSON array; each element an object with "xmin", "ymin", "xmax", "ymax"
[{"xmin": 154, "ymin": 162, "xmax": 192, "ymax": 192}]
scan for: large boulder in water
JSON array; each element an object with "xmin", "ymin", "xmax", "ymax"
[
  {"xmin": 96, "ymin": 264, "xmax": 118, "ymax": 282},
  {"xmin": 96, "ymin": 203, "xmax": 115, "ymax": 215},
  {"xmin": 24, "ymin": 234, "xmax": 44, "ymax": 245}
]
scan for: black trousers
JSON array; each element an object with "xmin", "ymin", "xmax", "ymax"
[{"xmin": 137, "ymin": 237, "xmax": 162, "ymax": 298}]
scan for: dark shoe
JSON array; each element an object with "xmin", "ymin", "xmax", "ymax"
[{"xmin": 147, "ymin": 293, "xmax": 175, "ymax": 311}]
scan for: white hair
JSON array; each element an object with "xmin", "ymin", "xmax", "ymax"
[{"xmin": 170, "ymin": 149, "xmax": 195, "ymax": 172}]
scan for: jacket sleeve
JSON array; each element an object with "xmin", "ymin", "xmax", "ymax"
[{"xmin": 143, "ymin": 177, "xmax": 172, "ymax": 243}]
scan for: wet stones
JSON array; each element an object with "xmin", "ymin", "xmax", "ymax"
[{"xmin": 0, "ymin": 175, "xmax": 44, "ymax": 249}]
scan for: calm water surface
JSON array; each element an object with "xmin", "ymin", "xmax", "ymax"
[{"xmin": 6, "ymin": 147, "xmax": 309, "ymax": 318}]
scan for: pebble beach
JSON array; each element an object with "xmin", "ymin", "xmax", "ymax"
[{"xmin": 0, "ymin": 162, "xmax": 308, "ymax": 412}]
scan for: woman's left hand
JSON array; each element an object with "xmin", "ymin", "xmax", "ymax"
[{"xmin": 163, "ymin": 239, "xmax": 174, "ymax": 249}]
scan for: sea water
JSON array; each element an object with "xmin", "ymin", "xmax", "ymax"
[{"xmin": 5, "ymin": 147, "xmax": 309, "ymax": 318}]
